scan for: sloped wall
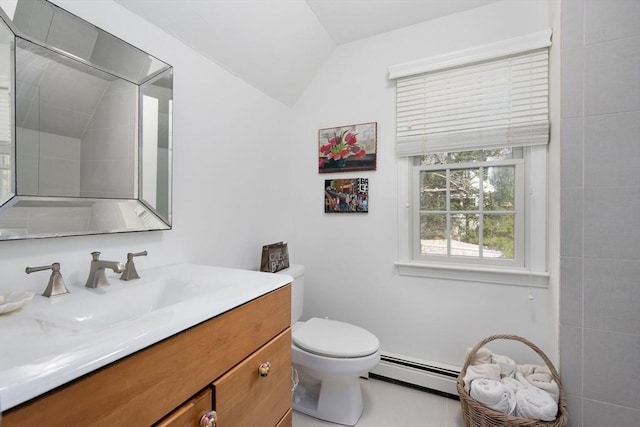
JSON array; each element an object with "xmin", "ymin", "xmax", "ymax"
[{"xmin": 0, "ymin": 0, "xmax": 293, "ymax": 294}]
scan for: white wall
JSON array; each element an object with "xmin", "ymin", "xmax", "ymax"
[
  {"xmin": 80, "ymin": 79, "xmax": 137, "ymax": 199},
  {"xmin": 16, "ymin": 127, "xmax": 81, "ymax": 196},
  {"xmin": 290, "ymin": 0, "xmax": 560, "ymax": 367},
  {"xmin": 0, "ymin": 0, "xmax": 293, "ymax": 294},
  {"xmin": 0, "ymin": 0, "xmax": 562, "ymax": 372}
]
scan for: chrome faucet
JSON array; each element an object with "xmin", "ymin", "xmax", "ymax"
[
  {"xmin": 86, "ymin": 251, "xmax": 125, "ymax": 288},
  {"xmin": 25, "ymin": 262, "xmax": 70, "ymax": 297},
  {"xmin": 120, "ymin": 250, "xmax": 148, "ymax": 281}
]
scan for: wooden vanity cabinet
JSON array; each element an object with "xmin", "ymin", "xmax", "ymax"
[
  {"xmin": 213, "ymin": 329, "xmax": 291, "ymax": 426},
  {"xmin": 276, "ymin": 410, "xmax": 293, "ymax": 427},
  {"xmin": 2, "ymin": 285, "xmax": 292, "ymax": 427},
  {"xmin": 156, "ymin": 328, "xmax": 292, "ymax": 427},
  {"xmin": 155, "ymin": 388, "xmax": 213, "ymax": 427}
]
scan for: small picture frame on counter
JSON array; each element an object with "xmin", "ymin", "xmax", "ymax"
[{"xmin": 260, "ymin": 241, "xmax": 290, "ymax": 273}]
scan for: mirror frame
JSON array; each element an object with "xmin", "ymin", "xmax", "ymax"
[{"xmin": 0, "ymin": 0, "xmax": 173, "ymax": 240}]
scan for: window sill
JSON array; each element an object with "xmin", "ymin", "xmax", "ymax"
[{"xmin": 395, "ymin": 261, "xmax": 549, "ymax": 288}]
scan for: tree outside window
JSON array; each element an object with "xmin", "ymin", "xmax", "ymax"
[{"xmin": 416, "ymin": 149, "xmax": 519, "ymax": 261}]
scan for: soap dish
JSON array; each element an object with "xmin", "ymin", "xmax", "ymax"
[{"xmin": 0, "ymin": 291, "xmax": 35, "ymax": 315}]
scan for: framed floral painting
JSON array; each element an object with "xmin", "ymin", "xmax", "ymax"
[
  {"xmin": 324, "ymin": 178, "xmax": 369, "ymax": 213},
  {"xmin": 318, "ymin": 122, "xmax": 377, "ymax": 173}
]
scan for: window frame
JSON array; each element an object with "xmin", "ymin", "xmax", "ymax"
[
  {"xmin": 396, "ymin": 145, "xmax": 549, "ymax": 287},
  {"xmin": 412, "ymin": 155, "xmax": 525, "ymax": 268}
]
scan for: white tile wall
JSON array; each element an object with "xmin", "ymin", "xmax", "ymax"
[{"xmin": 560, "ymin": 1, "xmax": 640, "ymax": 426}]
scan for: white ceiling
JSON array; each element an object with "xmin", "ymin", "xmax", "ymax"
[
  {"xmin": 306, "ymin": 0, "xmax": 500, "ymax": 45},
  {"xmin": 113, "ymin": 0, "xmax": 501, "ymax": 106}
]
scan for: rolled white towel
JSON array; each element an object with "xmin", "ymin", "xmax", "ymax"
[
  {"xmin": 466, "ymin": 346, "xmax": 493, "ymax": 365},
  {"xmin": 502, "ymin": 377, "xmax": 527, "ymax": 394},
  {"xmin": 463, "ymin": 363, "xmax": 501, "ymax": 392},
  {"xmin": 527, "ymin": 372, "xmax": 560, "ymax": 403},
  {"xmin": 516, "ymin": 365, "xmax": 560, "ymax": 402},
  {"xmin": 515, "ymin": 370, "xmax": 532, "ymax": 387},
  {"xmin": 492, "ymin": 353, "xmax": 517, "ymax": 378},
  {"xmin": 470, "ymin": 379, "xmax": 516, "ymax": 415},
  {"xmin": 518, "ymin": 364, "xmax": 545, "ymax": 377},
  {"xmin": 515, "ymin": 386, "xmax": 558, "ymax": 421}
]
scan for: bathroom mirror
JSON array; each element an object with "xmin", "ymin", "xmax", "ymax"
[{"xmin": 0, "ymin": 0, "xmax": 173, "ymax": 240}]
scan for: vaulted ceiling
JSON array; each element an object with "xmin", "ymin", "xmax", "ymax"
[{"xmin": 113, "ymin": 0, "xmax": 501, "ymax": 106}]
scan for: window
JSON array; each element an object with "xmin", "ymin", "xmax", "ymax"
[
  {"xmin": 414, "ymin": 148, "xmax": 523, "ymax": 267},
  {"xmin": 390, "ymin": 31, "xmax": 551, "ymax": 286}
]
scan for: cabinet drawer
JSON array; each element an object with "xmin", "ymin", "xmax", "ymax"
[
  {"xmin": 155, "ymin": 388, "xmax": 212, "ymax": 427},
  {"xmin": 276, "ymin": 409, "xmax": 293, "ymax": 427},
  {"xmin": 213, "ymin": 329, "xmax": 291, "ymax": 427}
]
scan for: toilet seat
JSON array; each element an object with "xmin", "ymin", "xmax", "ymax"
[{"xmin": 292, "ymin": 317, "xmax": 379, "ymax": 358}]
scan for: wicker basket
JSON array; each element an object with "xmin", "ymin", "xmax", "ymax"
[{"xmin": 456, "ymin": 334, "xmax": 568, "ymax": 427}]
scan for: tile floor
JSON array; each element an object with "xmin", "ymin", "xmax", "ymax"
[{"xmin": 292, "ymin": 377, "xmax": 465, "ymax": 427}]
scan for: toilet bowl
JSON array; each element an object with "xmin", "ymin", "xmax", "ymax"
[{"xmin": 277, "ymin": 265, "xmax": 380, "ymax": 426}]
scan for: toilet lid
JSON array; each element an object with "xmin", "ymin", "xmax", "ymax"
[{"xmin": 292, "ymin": 317, "xmax": 380, "ymax": 358}]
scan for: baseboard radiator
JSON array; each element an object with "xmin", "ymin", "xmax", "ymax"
[{"xmin": 369, "ymin": 353, "xmax": 461, "ymax": 398}]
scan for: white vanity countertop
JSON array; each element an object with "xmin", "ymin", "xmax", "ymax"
[{"xmin": 0, "ymin": 263, "xmax": 292, "ymax": 411}]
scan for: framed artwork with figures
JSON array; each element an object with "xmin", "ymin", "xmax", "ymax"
[
  {"xmin": 318, "ymin": 122, "xmax": 377, "ymax": 173},
  {"xmin": 324, "ymin": 178, "xmax": 369, "ymax": 213}
]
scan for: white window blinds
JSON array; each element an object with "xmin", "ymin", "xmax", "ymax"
[{"xmin": 394, "ymin": 41, "xmax": 550, "ymax": 157}]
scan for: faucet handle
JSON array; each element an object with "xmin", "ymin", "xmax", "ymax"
[
  {"xmin": 26, "ymin": 262, "xmax": 70, "ymax": 297},
  {"xmin": 120, "ymin": 250, "xmax": 148, "ymax": 281},
  {"xmin": 128, "ymin": 251, "xmax": 148, "ymax": 260}
]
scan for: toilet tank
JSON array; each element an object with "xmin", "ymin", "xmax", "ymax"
[{"xmin": 277, "ymin": 264, "xmax": 305, "ymax": 323}]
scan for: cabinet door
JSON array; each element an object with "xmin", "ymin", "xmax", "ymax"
[
  {"xmin": 213, "ymin": 329, "xmax": 291, "ymax": 427},
  {"xmin": 154, "ymin": 388, "xmax": 212, "ymax": 427}
]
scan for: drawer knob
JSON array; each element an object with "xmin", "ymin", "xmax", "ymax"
[
  {"xmin": 199, "ymin": 411, "xmax": 217, "ymax": 427},
  {"xmin": 258, "ymin": 361, "xmax": 271, "ymax": 378}
]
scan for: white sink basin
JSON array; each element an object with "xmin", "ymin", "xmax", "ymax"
[
  {"xmin": 0, "ymin": 263, "xmax": 292, "ymax": 411},
  {"xmin": 29, "ymin": 275, "xmax": 235, "ymax": 330}
]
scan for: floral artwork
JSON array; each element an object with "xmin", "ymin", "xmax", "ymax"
[
  {"xmin": 318, "ymin": 122, "xmax": 377, "ymax": 173},
  {"xmin": 324, "ymin": 178, "xmax": 369, "ymax": 213}
]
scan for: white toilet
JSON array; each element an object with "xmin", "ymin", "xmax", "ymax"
[{"xmin": 278, "ymin": 265, "xmax": 380, "ymax": 426}]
